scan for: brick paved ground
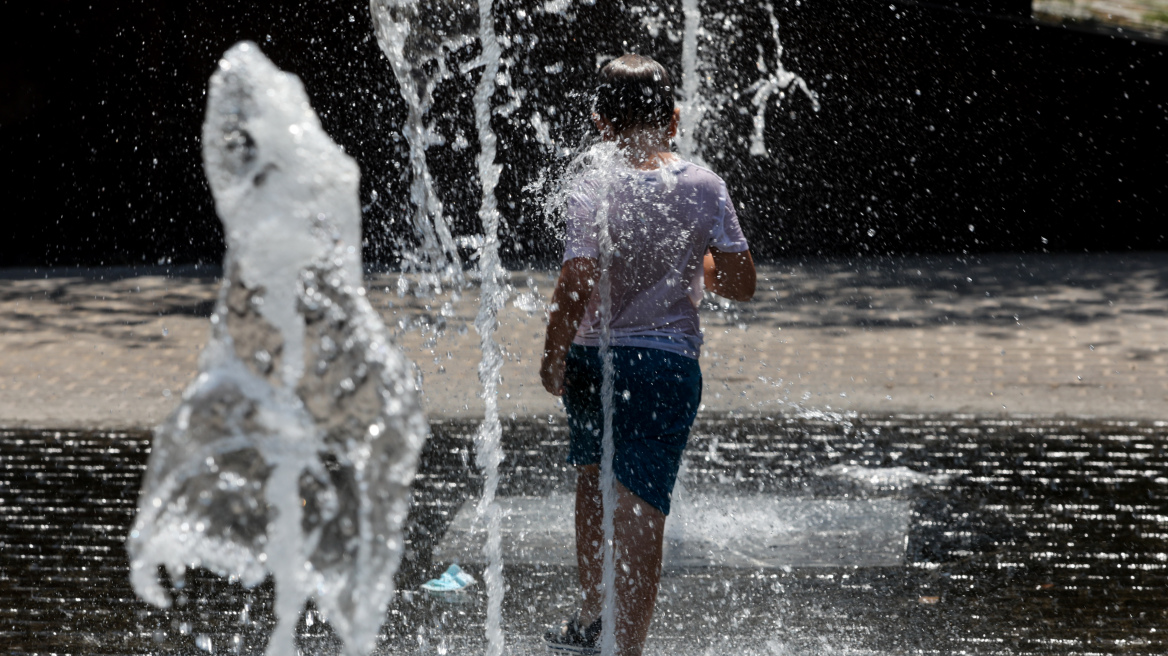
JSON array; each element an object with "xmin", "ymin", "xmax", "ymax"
[{"xmin": 1, "ymin": 253, "xmax": 1166, "ymax": 429}]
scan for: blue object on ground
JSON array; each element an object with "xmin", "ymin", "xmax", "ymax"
[{"xmin": 421, "ymin": 564, "xmax": 476, "ymax": 593}]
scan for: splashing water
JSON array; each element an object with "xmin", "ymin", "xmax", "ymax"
[
  {"xmin": 126, "ymin": 42, "xmax": 427, "ymax": 656},
  {"xmin": 370, "ymin": 0, "xmax": 473, "ymax": 287},
  {"xmin": 371, "ymin": 0, "xmax": 511, "ymax": 651},
  {"xmin": 647, "ymin": 0, "xmax": 817, "ymax": 163},
  {"xmin": 355, "ymin": 1, "xmax": 815, "ymax": 652},
  {"xmin": 746, "ymin": 3, "xmax": 819, "ymax": 156}
]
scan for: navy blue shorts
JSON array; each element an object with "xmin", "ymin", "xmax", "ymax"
[{"xmin": 563, "ymin": 344, "xmax": 702, "ymax": 516}]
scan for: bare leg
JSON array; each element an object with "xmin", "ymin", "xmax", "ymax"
[
  {"xmin": 576, "ymin": 464, "xmax": 605, "ymax": 623},
  {"xmin": 575, "ymin": 465, "xmax": 666, "ymax": 656},
  {"xmin": 610, "ymin": 479, "xmax": 665, "ymax": 656}
]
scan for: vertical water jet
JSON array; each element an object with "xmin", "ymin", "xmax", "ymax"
[
  {"xmin": 594, "ymin": 189, "xmax": 619, "ymax": 656},
  {"xmin": 677, "ymin": 0, "xmax": 705, "ymax": 162},
  {"xmin": 371, "ymin": 0, "xmax": 511, "ymax": 651},
  {"xmin": 470, "ymin": 0, "xmax": 510, "ymax": 653}
]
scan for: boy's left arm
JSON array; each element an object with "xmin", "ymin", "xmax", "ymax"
[
  {"xmin": 540, "ymin": 257, "xmax": 597, "ymax": 396},
  {"xmin": 703, "ymin": 248, "xmax": 756, "ymax": 302}
]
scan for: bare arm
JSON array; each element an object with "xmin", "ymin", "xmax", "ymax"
[
  {"xmin": 703, "ymin": 248, "xmax": 756, "ymax": 302},
  {"xmin": 540, "ymin": 257, "xmax": 598, "ymax": 396}
]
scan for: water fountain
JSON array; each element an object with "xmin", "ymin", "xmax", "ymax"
[{"xmin": 126, "ymin": 42, "xmax": 427, "ymax": 656}]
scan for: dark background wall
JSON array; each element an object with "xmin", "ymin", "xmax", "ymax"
[{"xmin": 1, "ymin": 0, "xmax": 1165, "ymax": 267}]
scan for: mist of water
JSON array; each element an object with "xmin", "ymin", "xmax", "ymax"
[{"xmin": 126, "ymin": 42, "xmax": 428, "ymax": 656}]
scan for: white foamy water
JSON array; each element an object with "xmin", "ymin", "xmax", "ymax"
[
  {"xmin": 126, "ymin": 42, "xmax": 427, "ymax": 656},
  {"xmin": 433, "ymin": 493, "xmax": 911, "ymax": 569},
  {"xmin": 818, "ymin": 464, "xmax": 952, "ymax": 489}
]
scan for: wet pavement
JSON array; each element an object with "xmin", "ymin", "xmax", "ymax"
[{"xmin": 3, "ymin": 414, "xmax": 1167, "ymax": 655}]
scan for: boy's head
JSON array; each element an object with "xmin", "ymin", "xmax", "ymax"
[{"xmin": 595, "ymin": 54, "xmax": 675, "ymax": 136}]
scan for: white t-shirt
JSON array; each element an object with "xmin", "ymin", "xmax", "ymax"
[{"xmin": 564, "ymin": 159, "xmax": 749, "ymax": 359}]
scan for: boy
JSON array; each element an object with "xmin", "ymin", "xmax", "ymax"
[{"xmin": 539, "ymin": 54, "xmax": 756, "ymax": 656}]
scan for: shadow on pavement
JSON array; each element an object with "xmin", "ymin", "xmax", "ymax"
[{"xmin": 737, "ymin": 252, "xmax": 1168, "ymax": 330}]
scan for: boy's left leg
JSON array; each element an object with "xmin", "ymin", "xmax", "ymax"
[
  {"xmin": 574, "ymin": 465, "xmax": 666, "ymax": 656},
  {"xmin": 611, "ymin": 477, "xmax": 666, "ymax": 656},
  {"xmin": 575, "ymin": 464, "xmax": 604, "ymax": 624}
]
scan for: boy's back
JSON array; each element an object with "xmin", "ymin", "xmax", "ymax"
[{"xmin": 565, "ymin": 160, "xmax": 749, "ymax": 359}]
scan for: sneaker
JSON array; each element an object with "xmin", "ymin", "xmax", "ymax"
[{"xmin": 544, "ymin": 615, "xmax": 602, "ymax": 655}]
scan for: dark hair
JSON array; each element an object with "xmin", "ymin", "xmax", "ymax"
[{"xmin": 595, "ymin": 54, "xmax": 675, "ymax": 134}]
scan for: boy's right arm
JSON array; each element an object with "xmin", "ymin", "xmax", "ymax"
[
  {"xmin": 703, "ymin": 248, "xmax": 756, "ymax": 302},
  {"xmin": 540, "ymin": 257, "xmax": 598, "ymax": 396}
]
